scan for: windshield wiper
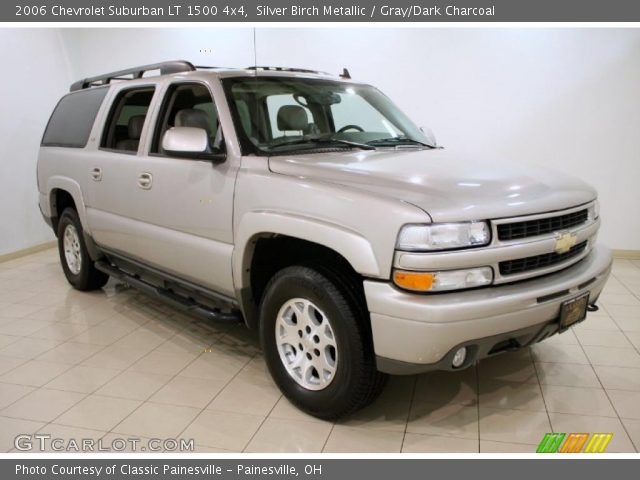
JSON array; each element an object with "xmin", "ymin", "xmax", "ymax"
[
  {"xmin": 268, "ymin": 135, "xmax": 376, "ymax": 151},
  {"xmin": 367, "ymin": 137, "xmax": 435, "ymax": 148}
]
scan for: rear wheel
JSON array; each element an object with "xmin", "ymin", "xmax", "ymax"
[
  {"xmin": 259, "ymin": 265, "xmax": 387, "ymax": 419},
  {"xmin": 57, "ymin": 208, "xmax": 108, "ymax": 291}
]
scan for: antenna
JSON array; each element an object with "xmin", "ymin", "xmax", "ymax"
[
  {"xmin": 253, "ymin": 28, "xmax": 258, "ymax": 74},
  {"xmin": 340, "ymin": 68, "xmax": 351, "ymax": 79}
]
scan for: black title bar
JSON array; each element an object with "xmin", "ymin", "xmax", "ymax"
[
  {"xmin": 4, "ymin": 459, "xmax": 640, "ymax": 480},
  {"xmin": 4, "ymin": 0, "xmax": 640, "ymax": 22}
]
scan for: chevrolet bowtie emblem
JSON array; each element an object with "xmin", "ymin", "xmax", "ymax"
[{"xmin": 554, "ymin": 231, "xmax": 577, "ymax": 254}]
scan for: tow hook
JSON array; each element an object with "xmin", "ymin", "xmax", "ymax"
[{"xmin": 587, "ymin": 304, "xmax": 599, "ymax": 312}]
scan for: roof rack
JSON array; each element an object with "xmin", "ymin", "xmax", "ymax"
[
  {"xmin": 69, "ymin": 61, "xmax": 351, "ymax": 92},
  {"xmin": 246, "ymin": 66, "xmax": 331, "ymax": 76},
  {"xmin": 69, "ymin": 60, "xmax": 196, "ymax": 92},
  {"xmin": 194, "ymin": 65, "xmax": 232, "ymax": 70}
]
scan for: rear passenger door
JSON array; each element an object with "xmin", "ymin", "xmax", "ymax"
[
  {"xmin": 84, "ymin": 85, "xmax": 157, "ymax": 256},
  {"xmin": 122, "ymin": 81, "xmax": 238, "ymax": 296}
]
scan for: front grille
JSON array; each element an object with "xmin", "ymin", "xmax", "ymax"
[
  {"xmin": 497, "ymin": 209, "xmax": 588, "ymax": 241},
  {"xmin": 499, "ymin": 241, "xmax": 588, "ymax": 276}
]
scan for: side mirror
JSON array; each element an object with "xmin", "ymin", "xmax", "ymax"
[
  {"xmin": 162, "ymin": 127, "xmax": 225, "ymax": 162},
  {"xmin": 420, "ymin": 126, "xmax": 437, "ymax": 147}
]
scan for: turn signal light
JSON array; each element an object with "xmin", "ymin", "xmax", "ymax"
[
  {"xmin": 393, "ymin": 271, "xmax": 434, "ymax": 292},
  {"xmin": 393, "ymin": 267, "xmax": 493, "ymax": 292}
]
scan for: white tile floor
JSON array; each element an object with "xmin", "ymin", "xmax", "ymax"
[{"xmin": 1, "ymin": 248, "xmax": 639, "ymax": 453}]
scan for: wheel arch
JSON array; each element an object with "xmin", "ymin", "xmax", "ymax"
[
  {"xmin": 46, "ymin": 176, "xmax": 90, "ymax": 235},
  {"xmin": 47, "ymin": 177, "xmax": 102, "ymax": 261},
  {"xmin": 233, "ymin": 212, "xmax": 381, "ymax": 329}
]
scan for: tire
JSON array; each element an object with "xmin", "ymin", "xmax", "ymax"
[
  {"xmin": 57, "ymin": 208, "xmax": 109, "ymax": 291},
  {"xmin": 259, "ymin": 265, "xmax": 387, "ymax": 420}
]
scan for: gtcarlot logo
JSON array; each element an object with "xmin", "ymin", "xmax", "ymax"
[{"xmin": 14, "ymin": 434, "xmax": 195, "ymax": 452}]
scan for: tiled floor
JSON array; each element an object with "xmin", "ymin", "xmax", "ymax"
[{"xmin": 1, "ymin": 248, "xmax": 639, "ymax": 453}]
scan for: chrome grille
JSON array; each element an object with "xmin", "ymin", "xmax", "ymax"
[
  {"xmin": 499, "ymin": 241, "xmax": 588, "ymax": 276},
  {"xmin": 497, "ymin": 209, "xmax": 589, "ymax": 241}
]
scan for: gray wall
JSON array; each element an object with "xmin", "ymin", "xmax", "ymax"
[
  {"xmin": 0, "ymin": 29, "xmax": 71, "ymax": 256},
  {"xmin": 1, "ymin": 28, "xmax": 639, "ymax": 255}
]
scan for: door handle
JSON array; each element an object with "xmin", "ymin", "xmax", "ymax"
[
  {"xmin": 90, "ymin": 167, "xmax": 102, "ymax": 182},
  {"xmin": 137, "ymin": 172, "xmax": 153, "ymax": 190}
]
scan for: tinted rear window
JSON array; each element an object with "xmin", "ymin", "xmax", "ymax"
[{"xmin": 42, "ymin": 87, "xmax": 109, "ymax": 148}]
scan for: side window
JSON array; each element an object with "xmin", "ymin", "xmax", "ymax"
[
  {"xmin": 151, "ymin": 83, "xmax": 222, "ymax": 155},
  {"xmin": 101, "ymin": 87, "xmax": 155, "ymax": 152},
  {"xmin": 42, "ymin": 87, "xmax": 108, "ymax": 148},
  {"xmin": 266, "ymin": 94, "xmax": 312, "ymax": 138}
]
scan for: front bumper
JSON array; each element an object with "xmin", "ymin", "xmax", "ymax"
[{"xmin": 365, "ymin": 244, "xmax": 612, "ymax": 374}]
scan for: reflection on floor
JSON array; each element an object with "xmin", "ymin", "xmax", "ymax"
[{"xmin": 0, "ymin": 248, "xmax": 639, "ymax": 453}]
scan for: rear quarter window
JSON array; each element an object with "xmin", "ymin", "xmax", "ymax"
[{"xmin": 41, "ymin": 87, "xmax": 109, "ymax": 148}]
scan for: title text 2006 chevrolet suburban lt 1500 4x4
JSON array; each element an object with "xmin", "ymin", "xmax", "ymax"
[{"xmin": 37, "ymin": 60, "xmax": 612, "ymax": 419}]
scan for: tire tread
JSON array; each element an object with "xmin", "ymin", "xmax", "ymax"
[{"xmin": 57, "ymin": 208, "xmax": 108, "ymax": 291}]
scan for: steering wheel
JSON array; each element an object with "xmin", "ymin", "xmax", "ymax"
[{"xmin": 337, "ymin": 124, "xmax": 364, "ymax": 133}]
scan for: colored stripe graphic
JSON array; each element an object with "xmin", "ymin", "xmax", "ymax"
[
  {"xmin": 560, "ymin": 433, "xmax": 589, "ymax": 453},
  {"xmin": 584, "ymin": 433, "xmax": 613, "ymax": 453},
  {"xmin": 536, "ymin": 433, "xmax": 566, "ymax": 453},
  {"xmin": 537, "ymin": 433, "xmax": 613, "ymax": 453}
]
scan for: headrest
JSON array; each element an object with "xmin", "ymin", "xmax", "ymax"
[
  {"xmin": 277, "ymin": 105, "xmax": 308, "ymax": 131},
  {"xmin": 127, "ymin": 115, "xmax": 146, "ymax": 140},
  {"xmin": 175, "ymin": 109, "xmax": 212, "ymax": 135}
]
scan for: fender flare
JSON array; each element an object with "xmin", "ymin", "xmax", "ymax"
[
  {"xmin": 46, "ymin": 177, "xmax": 105, "ymax": 260},
  {"xmin": 233, "ymin": 211, "xmax": 381, "ymax": 291},
  {"xmin": 46, "ymin": 176, "xmax": 91, "ymax": 234}
]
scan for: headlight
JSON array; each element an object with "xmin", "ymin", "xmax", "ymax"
[
  {"xmin": 393, "ymin": 267, "xmax": 493, "ymax": 292},
  {"xmin": 397, "ymin": 222, "xmax": 491, "ymax": 251},
  {"xmin": 588, "ymin": 200, "xmax": 600, "ymax": 220}
]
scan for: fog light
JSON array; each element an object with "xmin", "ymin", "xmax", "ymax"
[{"xmin": 452, "ymin": 347, "xmax": 467, "ymax": 368}]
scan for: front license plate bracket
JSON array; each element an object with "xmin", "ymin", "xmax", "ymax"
[{"xmin": 559, "ymin": 291, "xmax": 590, "ymax": 331}]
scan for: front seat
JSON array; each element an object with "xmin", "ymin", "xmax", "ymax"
[
  {"xmin": 115, "ymin": 115, "xmax": 145, "ymax": 151},
  {"xmin": 175, "ymin": 109, "xmax": 212, "ymax": 135},
  {"xmin": 175, "ymin": 108, "xmax": 222, "ymax": 150},
  {"xmin": 277, "ymin": 105, "xmax": 308, "ymax": 135}
]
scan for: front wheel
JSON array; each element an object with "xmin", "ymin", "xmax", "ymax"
[
  {"xmin": 57, "ymin": 208, "xmax": 109, "ymax": 291},
  {"xmin": 259, "ymin": 265, "xmax": 386, "ymax": 419}
]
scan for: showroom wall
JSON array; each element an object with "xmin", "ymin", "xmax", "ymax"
[
  {"xmin": 0, "ymin": 29, "xmax": 71, "ymax": 256},
  {"xmin": 256, "ymin": 28, "xmax": 640, "ymax": 251},
  {"xmin": 1, "ymin": 28, "xmax": 638, "ymax": 255},
  {"xmin": 60, "ymin": 28, "xmax": 256, "ymax": 78}
]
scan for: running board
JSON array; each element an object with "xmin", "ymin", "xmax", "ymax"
[{"xmin": 95, "ymin": 260, "xmax": 241, "ymax": 324}]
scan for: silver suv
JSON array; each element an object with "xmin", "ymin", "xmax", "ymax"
[{"xmin": 37, "ymin": 60, "xmax": 612, "ymax": 419}]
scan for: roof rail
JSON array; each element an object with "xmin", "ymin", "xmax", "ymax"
[
  {"xmin": 246, "ymin": 66, "xmax": 331, "ymax": 76},
  {"xmin": 69, "ymin": 60, "xmax": 196, "ymax": 92},
  {"xmin": 194, "ymin": 65, "xmax": 232, "ymax": 70}
]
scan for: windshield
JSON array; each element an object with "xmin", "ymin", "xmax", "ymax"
[{"xmin": 222, "ymin": 76, "xmax": 433, "ymax": 155}]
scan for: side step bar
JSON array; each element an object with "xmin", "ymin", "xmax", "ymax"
[{"xmin": 95, "ymin": 260, "xmax": 241, "ymax": 324}]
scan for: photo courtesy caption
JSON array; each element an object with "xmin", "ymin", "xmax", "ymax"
[{"xmin": 16, "ymin": 464, "xmax": 322, "ymax": 476}]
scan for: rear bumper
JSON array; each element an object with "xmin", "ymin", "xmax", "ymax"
[
  {"xmin": 365, "ymin": 244, "xmax": 612, "ymax": 374},
  {"xmin": 38, "ymin": 192, "xmax": 53, "ymax": 228}
]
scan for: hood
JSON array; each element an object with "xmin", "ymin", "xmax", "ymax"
[{"xmin": 268, "ymin": 148, "xmax": 596, "ymax": 222}]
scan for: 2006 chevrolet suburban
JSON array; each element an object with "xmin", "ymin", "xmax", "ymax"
[{"xmin": 37, "ymin": 60, "xmax": 612, "ymax": 419}]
